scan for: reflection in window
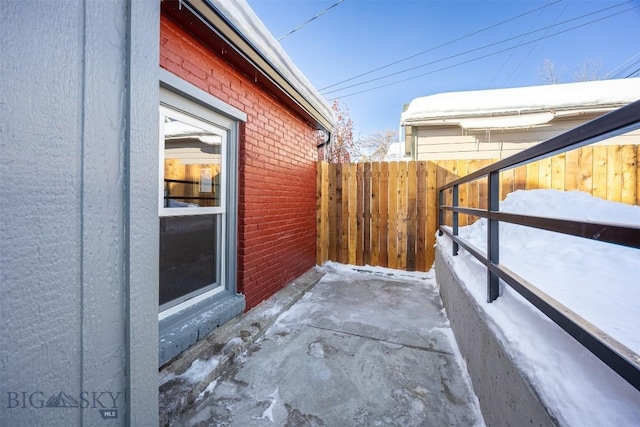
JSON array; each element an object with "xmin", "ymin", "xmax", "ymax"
[{"xmin": 163, "ymin": 116, "xmax": 223, "ymax": 208}]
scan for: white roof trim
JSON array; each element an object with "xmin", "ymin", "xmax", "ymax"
[{"xmin": 401, "ymin": 78, "xmax": 640, "ymax": 125}]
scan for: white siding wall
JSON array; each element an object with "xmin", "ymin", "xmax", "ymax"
[{"xmin": 414, "ymin": 116, "xmax": 640, "ymax": 161}]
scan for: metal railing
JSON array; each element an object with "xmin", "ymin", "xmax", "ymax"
[{"xmin": 437, "ymin": 99, "xmax": 640, "ymax": 392}]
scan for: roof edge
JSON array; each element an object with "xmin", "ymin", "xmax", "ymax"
[
  {"xmin": 401, "ymin": 104, "xmax": 631, "ymax": 126},
  {"xmin": 187, "ymin": 0, "xmax": 334, "ymax": 132}
]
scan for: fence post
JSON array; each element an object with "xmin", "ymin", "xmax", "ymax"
[
  {"xmin": 452, "ymin": 184, "xmax": 459, "ymax": 256},
  {"xmin": 487, "ymin": 171, "xmax": 500, "ymax": 302}
]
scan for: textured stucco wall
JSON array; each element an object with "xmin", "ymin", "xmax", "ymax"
[
  {"xmin": 160, "ymin": 15, "xmax": 319, "ymax": 311},
  {"xmin": 1, "ymin": 1, "xmax": 159, "ymax": 425}
]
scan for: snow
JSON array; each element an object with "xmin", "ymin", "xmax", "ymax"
[
  {"xmin": 181, "ymin": 356, "xmax": 221, "ymax": 384},
  {"xmin": 252, "ymin": 388, "xmax": 281, "ymax": 422},
  {"xmin": 196, "ymin": 379, "xmax": 218, "ymax": 402},
  {"xmin": 384, "ymin": 141, "xmax": 412, "ymax": 161},
  {"xmin": 401, "ymin": 77, "xmax": 640, "ymax": 124},
  {"xmin": 206, "ymin": 0, "xmax": 333, "ymax": 128},
  {"xmin": 437, "ymin": 189, "xmax": 640, "ymax": 426}
]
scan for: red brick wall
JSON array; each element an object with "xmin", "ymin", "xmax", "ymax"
[{"xmin": 160, "ymin": 15, "xmax": 318, "ymax": 310}]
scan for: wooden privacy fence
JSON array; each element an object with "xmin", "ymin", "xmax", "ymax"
[{"xmin": 316, "ymin": 144, "xmax": 639, "ymax": 271}]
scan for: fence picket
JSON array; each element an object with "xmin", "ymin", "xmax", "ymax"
[
  {"xmin": 407, "ymin": 161, "xmax": 417, "ymax": 271},
  {"xmin": 371, "ymin": 163, "xmax": 380, "ymax": 267},
  {"xmin": 607, "ymin": 145, "xmax": 622, "ymax": 203},
  {"xmin": 593, "ymin": 146, "xmax": 608, "ymax": 200},
  {"xmin": 356, "ymin": 163, "xmax": 364, "ymax": 266},
  {"xmin": 397, "ymin": 162, "xmax": 408, "ymax": 270},
  {"xmin": 348, "ymin": 164, "xmax": 357, "ymax": 264},
  {"xmin": 426, "ymin": 161, "xmax": 438, "ymax": 269},
  {"xmin": 416, "ymin": 162, "xmax": 428, "ymax": 272},
  {"xmin": 578, "ymin": 146, "xmax": 593, "ymax": 194},
  {"xmin": 388, "ymin": 162, "xmax": 398, "ymax": 269},
  {"xmin": 363, "ymin": 163, "xmax": 372, "ymax": 265},
  {"xmin": 621, "ymin": 145, "xmax": 636, "ymax": 205},
  {"xmin": 340, "ymin": 163, "xmax": 350, "ymax": 263},
  {"xmin": 379, "ymin": 162, "xmax": 389, "ymax": 267},
  {"xmin": 328, "ymin": 163, "xmax": 337, "ymax": 261},
  {"xmin": 334, "ymin": 163, "xmax": 342, "ymax": 263}
]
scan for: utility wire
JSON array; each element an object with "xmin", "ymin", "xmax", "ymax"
[
  {"xmin": 484, "ymin": 0, "xmax": 550, "ymax": 89},
  {"xmin": 278, "ymin": 0, "xmax": 344, "ymax": 41},
  {"xmin": 501, "ymin": 3, "xmax": 569, "ymax": 87},
  {"xmin": 605, "ymin": 51, "xmax": 640, "ymax": 78},
  {"xmin": 626, "ymin": 68, "xmax": 640, "ymax": 78},
  {"xmin": 328, "ymin": 5, "xmax": 639, "ymax": 101},
  {"xmin": 612, "ymin": 57, "xmax": 640, "ymax": 78},
  {"xmin": 319, "ymin": 0, "xmax": 563, "ymax": 91},
  {"xmin": 322, "ymin": 1, "xmax": 635, "ymax": 95}
]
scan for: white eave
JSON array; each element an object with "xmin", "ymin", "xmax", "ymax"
[
  {"xmin": 401, "ymin": 78, "xmax": 640, "ymax": 128},
  {"xmin": 184, "ymin": 0, "xmax": 334, "ymax": 132}
]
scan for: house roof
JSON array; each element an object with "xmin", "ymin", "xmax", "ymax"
[
  {"xmin": 168, "ymin": 0, "xmax": 334, "ymax": 133},
  {"xmin": 401, "ymin": 78, "xmax": 640, "ymax": 127}
]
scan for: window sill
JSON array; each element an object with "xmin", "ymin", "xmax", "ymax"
[{"xmin": 159, "ymin": 291, "xmax": 245, "ymax": 366}]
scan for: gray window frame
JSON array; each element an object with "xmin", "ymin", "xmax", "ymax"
[{"xmin": 158, "ymin": 69, "xmax": 246, "ymax": 366}]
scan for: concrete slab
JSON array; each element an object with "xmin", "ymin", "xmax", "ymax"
[
  {"xmin": 173, "ymin": 263, "xmax": 485, "ymax": 426},
  {"xmin": 160, "ymin": 268, "xmax": 325, "ymax": 426}
]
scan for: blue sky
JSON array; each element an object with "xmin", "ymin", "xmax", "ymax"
[{"xmin": 246, "ymin": 0, "xmax": 640, "ymax": 138}]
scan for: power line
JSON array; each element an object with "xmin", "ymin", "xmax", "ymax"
[
  {"xmin": 484, "ymin": 0, "xmax": 551, "ymax": 89},
  {"xmin": 323, "ymin": 1, "xmax": 634, "ymax": 95},
  {"xmin": 319, "ymin": 0, "xmax": 563, "ymax": 91},
  {"xmin": 613, "ymin": 57, "xmax": 640, "ymax": 78},
  {"xmin": 626, "ymin": 68, "xmax": 640, "ymax": 78},
  {"xmin": 500, "ymin": 3, "xmax": 569, "ymax": 87},
  {"xmin": 605, "ymin": 51, "xmax": 640, "ymax": 78},
  {"xmin": 278, "ymin": 0, "xmax": 344, "ymax": 41},
  {"xmin": 328, "ymin": 5, "xmax": 639, "ymax": 101},
  {"xmin": 322, "ymin": 1, "xmax": 635, "ymax": 95}
]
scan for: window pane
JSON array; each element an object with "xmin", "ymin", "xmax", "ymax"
[
  {"xmin": 163, "ymin": 114, "xmax": 223, "ymax": 208},
  {"xmin": 159, "ymin": 215, "xmax": 218, "ymax": 306}
]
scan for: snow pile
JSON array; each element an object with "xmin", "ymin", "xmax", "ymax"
[{"xmin": 437, "ymin": 189, "xmax": 640, "ymax": 426}]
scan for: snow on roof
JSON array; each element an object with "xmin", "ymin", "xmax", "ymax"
[
  {"xmin": 401, "ymin": 78, "xmax": 640, "ymax": 125},
  {"xmin": 207, "ymin": 0, "xmax": 333, "ymax": 130},
  {"xmin": 383, "ymin": 142, "xmax": 411, "ymax": 161}
]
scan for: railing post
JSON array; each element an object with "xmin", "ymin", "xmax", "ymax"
[
  {"xmin": 452, "ymin": 184, "xmax": 459, "ymax": 256},
  {"xmin": 487, "ymin": 171, "xmax": 500, "ymax": 302},
  {"xmin": 438, "ymin": 189, "xmax": 443, "ymax": 236}
]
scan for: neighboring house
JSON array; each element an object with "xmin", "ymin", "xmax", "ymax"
[
  {"xmin": 1, "ymin": 1, "xmax": 333, "ymax": 425},
  {"xmin": 401, "ymin": 78, "xmax": 640, "ymax": 161}
]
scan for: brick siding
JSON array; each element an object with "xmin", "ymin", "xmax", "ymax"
[{"xmin": 160, "ymin": 15, "xmax": 319, "ymax": 310}]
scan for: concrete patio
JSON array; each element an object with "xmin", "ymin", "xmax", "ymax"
[{"xmin": 163, "ymin": 263, "xmax": 484, "ymax": 426}]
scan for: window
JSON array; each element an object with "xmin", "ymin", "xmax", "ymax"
[
  {"xmin": 159, "ymin": 106, "xmax": 228, "ymax": 312},
  {"xmin": 158, "ymin": 70, "xmax": 245, "ymax": 365}
]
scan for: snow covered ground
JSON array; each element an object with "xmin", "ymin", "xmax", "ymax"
[{"xmin": 437, "ymin": 189, "xmax": 640, "ymax": 426}]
